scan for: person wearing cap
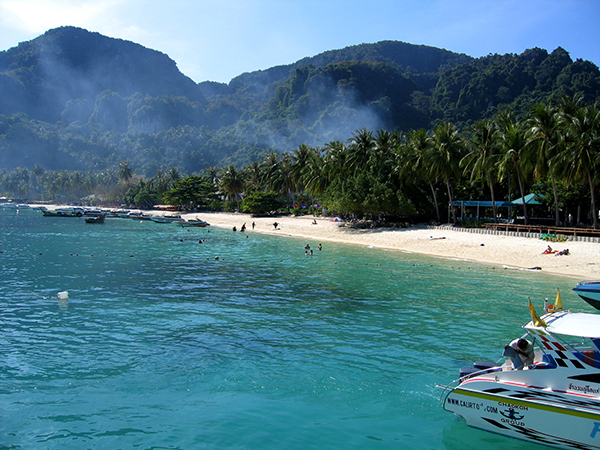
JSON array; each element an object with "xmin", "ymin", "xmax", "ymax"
[{"xmin": 503, "ymin": 338, "xmax": 534, "ymax": 369}]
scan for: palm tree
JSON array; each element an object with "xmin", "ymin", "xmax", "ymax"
[
  {"xmin": 558, "ymin": 104, "xmax": 600, "ymax": 229},
  {"xmin": 219, "ymin": 165, "xmax": 244, "ymax": 210},
  {"xmin": 260, "ymin": 153, "xmax": 284, "ymax": 193},
  {"xmin": 303, "ymin": 150, "xmax": 328, "ymax": 200},
  {"xmin": 428, "ymin": 122, "xmax": 464, "ymax": 223},
  {"xmin": 289, "ymin": 144, "xmax": 314, "ymax": 197},
  {"xmin": 167, "ymin": 167, "xmax": 181, "ymax": 183},
  {"xmin": 117, "ymin": 161, "xmax": 133, "ymax": 183},
  {"xmin": 322, "ymin": 141, "xmax": 348, "ymax": 183},
  {"xmin": 202, "ymin": 166, "xmax": 219, "ymax": 192},
  {"xmin": 243, "ymin": 161, "xmax": 264, "ymax": 192},
  {"xmin": 461, "ymin": 120, "xmax": 502, "ymax": 222},
  {"xmin": 399, "ymin": 129, "xmax": 441, "ymax": 222},
  {"xmin": 347, "ymin": 128, "xmax": 375, "ymax": 176},
  {"xmin": 526, "ymin": 103, "xmax": 563, "ymax": 226},
  {"xmin": 496, "ymin": 112, "xmax": 532, "ymax": 224}
]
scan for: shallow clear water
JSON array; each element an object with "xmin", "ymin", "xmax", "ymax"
[{"xmin": 0, "ymin": 209, "xmax": 586, "ymax": 449}]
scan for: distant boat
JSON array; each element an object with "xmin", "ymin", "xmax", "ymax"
[
  {"xmin": 41, "ymin": 207, "xmax": 84, "ymax": 217},
  {"xmin": 151, "ymin": 214, "xmax": 185, "ymax": 224},
  {"xmin": 178, "ymin": 218, "xmax": 210, "ymax": 227},
  {"xmin": 573, "ymin": 281, "xmax": 600, "ymax": 310},
  {"xmin": 85, "ymin": 215, "xmax": 105, "ymax": 224}
]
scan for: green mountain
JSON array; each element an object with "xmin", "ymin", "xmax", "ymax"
[
  {"xmin": 0, "ymin": 27, "xmax": 205, "ymax": 123},
  {"xmin": 0, "ymin": 27, "xmax": 599, "ymax": 175}
]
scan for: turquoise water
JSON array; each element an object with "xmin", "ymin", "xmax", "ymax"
[{"xmin": 0, "ymin": 209, "xmax": 587, "ymax": 449}]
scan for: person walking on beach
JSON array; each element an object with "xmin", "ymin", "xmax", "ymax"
[
  {"xmin": 273, "ymin": 222, "xmax": 279, "ymax": 229},
  {"xmin": 252, "ymin": 222, "xmax": 255, "ymax": 230}
]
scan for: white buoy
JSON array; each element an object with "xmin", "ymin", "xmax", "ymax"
[{"xmin": 57, "ymin": 291, "xmax": 69, "ymax": 300}]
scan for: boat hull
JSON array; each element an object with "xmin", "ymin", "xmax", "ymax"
[
  {"xmin": 444, "ymin": 381, "xmax": 600, "ymax": 449},
  {"xmin": 573, "ymin": 282, "xmax": 600, "ymax": 310}
]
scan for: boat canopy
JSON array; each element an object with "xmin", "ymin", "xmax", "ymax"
[
  {"xmin": 527, "ymin": 312, "xmax": 600, "ymax": 338},
  {"xmin": 451, "ymin": 200, "xmax": 512, "ymax": 207}
]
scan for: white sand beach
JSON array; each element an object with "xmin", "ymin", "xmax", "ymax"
[
  {"xmin": 181, "ymin": 211, "xmax": 599, "ymax": 280},
  {"xmin": 32, "ymin": 205, "xmax": 599, "ymax": 280}
]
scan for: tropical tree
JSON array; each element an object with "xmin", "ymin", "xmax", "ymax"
[
  {"xmin": 322, "ymin": 141, "xmax": 348, "ymax": 183},
  {"xmin": 428, "ymin": 122, "xmax": 464, "ymax": 223},
  {"xmin": 243, "ymin": 161, "xmax": 264, "ymax": 192},
  {"xmin": 461, "ymin": 119, "xmax": 502, "ymax": 221},
  {"xmin": 526, "ymin": 103, "xmax": 564, "ymax": 226},
  {"xmin": 117, "ymin": 161, "xmax": 134, "ymax": 183},
  {"xmin": 346, "ymin": 128, "xmax": 375, "ymax": 176},
  {"xmin": 289, "ymin": 144, "xmax": 314, "ymax": 198},
  {"xmin": 303, "ymin": 149, "xmax": 328, "ymax": 200},
  {"xmin": 260, "ymin": 153, "xmax": 284, "ymax": 193},
  {"xmin": 219, "ymin": 165, "xmax": 245, "ymax": 210},
  {"xmin": 399, "ymin": 128, "xmax": 441, "ymax": 222},
  {"xmin": 163, "ymin": 175, "xmax": 217, "ymax": 210},
  {"xmin": 558, "ymin": 104, "xmax": 600, "ymax": 228},
  {"xmin": 496, "ymin": 111, "xmax": 532, "ymax": 224}
]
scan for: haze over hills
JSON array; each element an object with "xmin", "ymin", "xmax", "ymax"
[{"xmin": 0, "ymin": 26, "xmax": 599, "ymax": 175}]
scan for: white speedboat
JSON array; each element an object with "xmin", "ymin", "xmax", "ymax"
[
  {"xmin": 178, "ymin": 218, "xmax": 210, "ymax": 227},
  {"xmin": 151, "ymin": 214, "xmax": 185, "ymax": 224},
  {"xmin": 439, "ymin": 292, "xmax": 600, "ymax": 449},
  {"xmin": 573, "ymin": 281, "xmax": 600, "ymax": 310}
]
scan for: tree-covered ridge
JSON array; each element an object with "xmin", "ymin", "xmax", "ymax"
[
  {"xmin": 0, "ymin": 27, "xmax": 599, "ymax": 178},
  {"xmin": 3, "ymin": 97, "xmax": 598, "ymax": 231},
  {"xmin": 431, "ymin": 47, "xmax": 600, "ymax": 124},
  {"xmin": 0, "ymin": 26, "xmax": 205, "ymax": 122}
]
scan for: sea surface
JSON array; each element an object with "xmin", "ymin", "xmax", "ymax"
[{"xmin": 0, "ymin": 208, "xmax": 587, "ymax": 450}]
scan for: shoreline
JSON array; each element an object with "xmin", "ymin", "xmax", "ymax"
[
  {"xmin": 30, "ymin": 205, "xmax": 599, "ymax": 280},
  {"xmin": 181, "ymin": 211, "xmax": 599, "ymax": 280}
]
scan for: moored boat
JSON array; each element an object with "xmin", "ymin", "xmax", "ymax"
[
  {"xmin": 41, "ymin": 207, "xmax": 85, "ymax": 217},
  {"xmin": 573, "ymin": 281, "xmax": 600, "ymax": 310},
  {"xmin": 151, "ymin": 213, "xmax": 185, "ymax": 224},
  {"xmin": 178, "ymin": 218, "xmax": 210, "ymax": 227},
  {"xmin": 85, "ymin": 215, "xmax": 105, "ymax": 224},
  {"xmin": 439, "ymin": 291, "xmax": 600, "ymax": 449}
]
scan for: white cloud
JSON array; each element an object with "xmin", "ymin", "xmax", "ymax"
[{"xmin": 0, "ymin": 0, "xmax": 126, "ymax": 33}]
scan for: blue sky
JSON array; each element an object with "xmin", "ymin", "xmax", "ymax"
[{"xmin": 0, "ymin": 0, "xmax": 598, "ymax": 84}]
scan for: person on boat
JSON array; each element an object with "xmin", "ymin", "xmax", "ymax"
[{"xmin": 503, "ymin": 338, "xmax": 534, "ymax": 369}]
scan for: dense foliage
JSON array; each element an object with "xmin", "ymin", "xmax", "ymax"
[
  {"xmin": 1, "ymin": 27, "xmax": 599, "ymax": 177},
  {"xmin": 3, "ymin": 97, "xmax": 599, "ymax": 230},
  {"xmin": 1, "ymin": 28, "xmax": 599, "ymax": 228}
]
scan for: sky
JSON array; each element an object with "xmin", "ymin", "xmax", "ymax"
[{"xmin": 0, "ymin": 0, "xmax": 598, "ymax": 84}]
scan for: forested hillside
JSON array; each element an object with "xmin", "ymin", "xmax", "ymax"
[{"xmin": 0, "ymin": 27, "xmax": 599, "ymax": 177}]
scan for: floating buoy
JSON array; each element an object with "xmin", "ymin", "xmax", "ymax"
[{"xmin": 57, "ymin": 291, "xmax": 69, "ymax": 300}]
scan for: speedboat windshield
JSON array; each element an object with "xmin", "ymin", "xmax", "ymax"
[{"xmin": 528, "ymin": 312, "xmax": 600, "ymax": 339}]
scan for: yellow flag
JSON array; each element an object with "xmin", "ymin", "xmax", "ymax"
[
  {"xmin": 529, "ymin": 299, "xmax": 547, "ymax": 327},
  {"xmin": 554, "ymin": 288, "xmax": 564, "ymax": 311}
]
